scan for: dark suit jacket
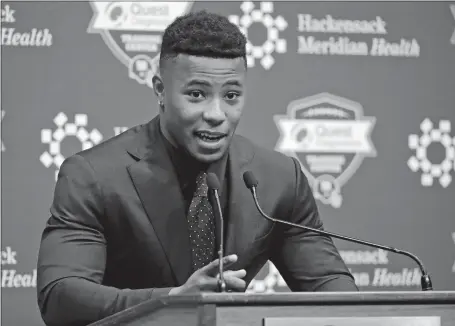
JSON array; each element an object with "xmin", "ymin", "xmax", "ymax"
[{"xmin": 37, "ymin": 116, "xmax": 357, "ymax": 326}]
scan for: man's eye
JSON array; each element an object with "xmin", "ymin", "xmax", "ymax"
[
  {"xmin": 189, "ymin": 91, "xmax": 204, "ymax": 98},
  {"xmin": 225, "ymin": 92, "xmax": 240, "ymax": 100}
]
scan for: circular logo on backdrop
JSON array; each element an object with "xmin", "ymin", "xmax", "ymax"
[
  {"xmin": 87, "ymin": 2, "xmax": 194, "ymax": 88},
  {"xmin": 407, "ymin": 118, "xmax": 455, "ymax": 188},
  {"xmin": 228, "ymin": 1, "xmax": 288, "ymax": 70},
  {"xmin": 274, "ymin": 93, "xmax": 377, "ymax": 208},
  {"xmin": 40, "ymin": 113, "xmax": 103, "ymax": 181}
]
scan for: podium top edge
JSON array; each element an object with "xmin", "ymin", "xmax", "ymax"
[
  {"xmin": 148, "ymin": 291, "xmax": 455, "ymax": 307},
  {"xmin": 88, "ymin": 291, "xmax": 455, "ymax": 326},
  {"xmin": 179, "ymin": 291, "xmax": 455, "ymax": 304}
]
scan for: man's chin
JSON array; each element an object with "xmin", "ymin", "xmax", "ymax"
[
  {"xmin": 188, "ymin": 143, "xmax": 228, "ymax": 163},
  {"xmin": 192, "ymin": 150, "xmax": 225, "ymax": 164}
]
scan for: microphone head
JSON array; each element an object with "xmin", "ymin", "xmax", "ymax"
[
  {"xmin": 243, "ymin": 171, "xmax": 258, "ymax": 189},
  {"xmin": 206, "ymin": 172, "xmax": 221, "ymax": 191}
]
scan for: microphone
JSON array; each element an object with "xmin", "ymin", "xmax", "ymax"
[
  {"xmin": 242, "ymin": 171, "xmax": 433, "ymax": 291},
  {"xmin": 206, "ymin": 173, "xmax": 227, "ymax": 293}
]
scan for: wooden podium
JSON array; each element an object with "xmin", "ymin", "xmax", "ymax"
[{"xmin": 89, "ymin": 291, "xmax": 455, "ymax": 326}]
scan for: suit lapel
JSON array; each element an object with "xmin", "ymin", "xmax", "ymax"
[
  {"xmin": 224, "ymin": 138, "xmax": 258, "ymax": 266},
  {"xmin": 126, "ymin": 118, "xmax": 192, "ymax": 286}
]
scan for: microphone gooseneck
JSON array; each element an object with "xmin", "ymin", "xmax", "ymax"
[
  {"xmin": 242, "ymin": 171, "xmax": 433, "ymax": 291},
  {"xmin": 206, "ymin": 173, "xmax": 226, "ymax": 293}
]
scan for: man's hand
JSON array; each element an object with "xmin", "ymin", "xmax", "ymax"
[{"xmin": 169, "ymin": 254, "xmax": 246, "ymax": 295}]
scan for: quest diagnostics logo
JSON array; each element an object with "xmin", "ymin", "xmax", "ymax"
[
  {"xmin": 87, "ymin": 2, "xmax": 193, "ymax": 88},
  {"xmin": 274, "ymin": 93, "xmax": 376, "ymax": 208},
  {"xmin": 229, "ymin": 1, "xmax": 287, "ymax": 70}
]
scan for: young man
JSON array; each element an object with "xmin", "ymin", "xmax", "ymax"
[{"xmin": 37, "ymin": 10, "xmax": 357, "ymax": 326}]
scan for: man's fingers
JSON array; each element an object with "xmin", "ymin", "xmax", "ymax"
[
  {"xmin": 224, "ymin": 275, "xmax": 247, "ymax": 291},
  {"xmin": 197, "ymin": 277, "xmax": 219, "ymax": 291},
  {"xmin": 202, "ymin": 255, "xmax": 238, "ymax": 275},
  {"xmin": 222, "ymin": 269, "xmax": 246, "ymax": 279}
]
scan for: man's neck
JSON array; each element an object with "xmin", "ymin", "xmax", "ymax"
[
  {"xmin": 159, "ymin": 124, "xmax": 208, "ymax": 173},
  {"xmin": 157, "ymin": 120, "xmax": 228, "ymax": 191}
]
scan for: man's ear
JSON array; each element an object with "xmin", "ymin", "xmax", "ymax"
[{"xmin": 152, "ymin": 75, "xmax": 164, "ymax": 98}]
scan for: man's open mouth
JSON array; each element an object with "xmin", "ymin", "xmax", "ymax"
[{"xmin": 194, "ymin": 131, "xmax": 227, "ymax": 142}]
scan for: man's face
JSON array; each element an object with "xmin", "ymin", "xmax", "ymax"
[{"xmin": 156, "ymin": 54, "xmax": 246, "ymax": 163}]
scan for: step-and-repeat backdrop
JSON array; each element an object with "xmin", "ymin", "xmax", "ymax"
[{"xmin": 2, "ymin": 1, "xmax": 455, "ymax": 325}]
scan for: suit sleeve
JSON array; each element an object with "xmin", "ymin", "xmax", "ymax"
[
  {"xmin": 37, "ymin": 154, "xmax": 172, "ymax": 326},
  {"xmin": 270, "ymin": 157, "xmax": 359, "ymax": 292}
]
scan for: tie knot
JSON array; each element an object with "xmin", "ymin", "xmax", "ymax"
[{"xmin": 194, "ymin": 172, "xmax": 208, "ymax": 197}]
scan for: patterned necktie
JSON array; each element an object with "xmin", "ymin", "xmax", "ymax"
[{"xmin": 187, "ymin": 171, "xmax": 216, "ymax": 271}]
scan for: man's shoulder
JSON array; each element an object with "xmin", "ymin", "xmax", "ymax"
[
  {"xmin": 81, "ymin": 124, "xmax": 145, "ymax": 157},
  {"xmin": 62, "ymin": 122, "xmax": 149, "ymax": 173}
]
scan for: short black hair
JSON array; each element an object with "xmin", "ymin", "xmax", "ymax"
[{"xmin": 159, "ymin": 10, "xmax": 247, "ymax": 69}]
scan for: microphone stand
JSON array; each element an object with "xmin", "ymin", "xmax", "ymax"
[
  {"xmin": 247, "ymin": 184, "xmax": 433, "ymax": 291},
  {"xmin": 211, "ymin": 189, "xmax": 226, "ymax": 293}
]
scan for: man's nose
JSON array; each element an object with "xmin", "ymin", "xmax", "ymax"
[{"xmin": 203, "ymin": 99, "xmax": 226, "ymax": 124}]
